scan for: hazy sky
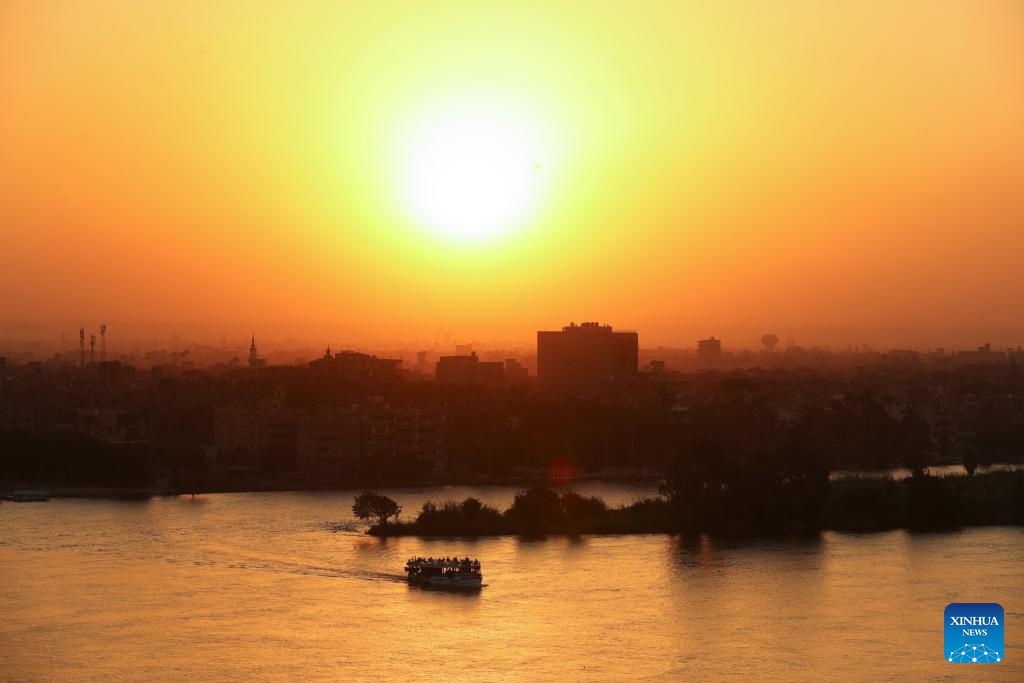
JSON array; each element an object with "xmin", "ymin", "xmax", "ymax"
[{"xmin": 2, "ymin": 1, "xmax": 1022, "ymax": 350}]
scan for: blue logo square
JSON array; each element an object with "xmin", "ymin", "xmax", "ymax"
[{"xmin": 945, "ymin": 603, "xmax": 1004, "ymax": 663}]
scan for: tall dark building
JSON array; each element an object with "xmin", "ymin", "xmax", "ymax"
[
  {"xmin": 537, "ymin": 322, "xmax": 638, "ymax": 397},
  {"xmin": 697, "ymin": 336, "xmax": 722, "ymax": 367}
]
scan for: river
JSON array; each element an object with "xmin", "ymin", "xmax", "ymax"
[{"xmin": 2, "ymin": 483, "xmax": 1021, "ymax": 681}]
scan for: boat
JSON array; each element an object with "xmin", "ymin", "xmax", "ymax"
[
  {"xmin": 2, "ymin": 489, "xmax": 51, "ymax": 502},
  {"xmin": 405, "ymin": 556, "xmax": 483, "ymax": 590}
]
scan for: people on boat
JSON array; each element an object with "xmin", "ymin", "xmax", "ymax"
[{"xmin": 406, "ymin": 556, "xmax": 482, "ymax": 577}]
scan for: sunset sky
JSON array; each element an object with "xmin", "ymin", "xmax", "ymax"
[{"xmin": 2, "ymin": 1, "xmax": 1022, "ymax": 350}]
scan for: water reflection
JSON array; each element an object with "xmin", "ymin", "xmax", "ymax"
[
  {"xmin": 2, "ymin": 490, "xmax": 1023, "ymax": 681},
  {"xmin": 406, "ymin": 583, "xmax": 483, "ymax": 599},
  {"xmin": 669, "ymin": 532, "xmax": 825, "ymax": 571}
]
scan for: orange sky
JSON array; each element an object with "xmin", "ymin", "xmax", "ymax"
[{"xmin": 1, "ymin": 1, "xmax": 1022, "ymax": 350}]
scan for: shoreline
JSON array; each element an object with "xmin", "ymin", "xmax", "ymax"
[
  {"xmin": 8, "ymin": 463, "xmax": 1022, "ymax": 501},
  {"xmin": 368, "ymin": 519, "xmax": 1024, "ymax": 538},
  {"xmin": 13, "ymin": 473, "xmax": 663, "ymax": 500}
]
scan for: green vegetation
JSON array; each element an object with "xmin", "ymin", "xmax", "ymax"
[{"xmin": 366, "ymin": 471, "xmax": 1024, "ymax": 537}]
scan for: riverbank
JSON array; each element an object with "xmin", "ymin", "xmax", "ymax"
[
  {"xmin": 11, "ymin": 464, "xmax": 1023, "ymax": 501},
  {"xmin": 368, "ymin": 470, "xmax": 1024, "ymax": 537},
  {"xmin": 10, "ymin": 472, "xmax": 658, "ymax": 499}
]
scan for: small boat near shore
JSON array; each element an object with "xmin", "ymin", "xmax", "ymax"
[
  {"xmin": 405, "ymin": 556, "xmax": 483, "ymax": 590},
  {"xmin": 1, "ymin": 490, "xmax": 51, "ymax": 502}
]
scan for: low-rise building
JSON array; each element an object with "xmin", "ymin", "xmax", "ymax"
[{"xmin": 436, "ymin": 352, "xmax": 504, "ymax": 387}]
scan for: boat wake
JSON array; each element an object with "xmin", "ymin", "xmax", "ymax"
[{"xmin": 189, "ymin": 544, "xmax": 407, "ymax": 584}]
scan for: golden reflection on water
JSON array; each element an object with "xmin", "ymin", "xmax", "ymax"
[{"xmin": 1, "ymin": 490, "xmax": 1022, "ymax": 681}]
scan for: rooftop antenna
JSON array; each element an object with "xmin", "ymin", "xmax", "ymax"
[
  {"xmin": 100, "ymin": 324, "xmax": 107, "ymax": 362},
  {"xmin": 79, "ymin": 327, "xmax": 85, "ymax": 367},
  {"xmin": 89, "ymin": 334, "xmax": 96, "ymax": 364}
]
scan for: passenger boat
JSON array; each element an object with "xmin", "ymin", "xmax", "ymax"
[{"xmin": 405, "ymin": 556, "xmax": 483, "ymax": 590}]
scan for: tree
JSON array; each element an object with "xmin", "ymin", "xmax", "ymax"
[
  {"xmin": 460, "ymin": 497, "xmax": 484, "ymax": 517},
  {"xmin": 352, "ymin": 490, "xmax": 402, "ymax": 527},
  {"xmin": 505, "ymin": 488, "xmax": 564, "ymax": 530}
]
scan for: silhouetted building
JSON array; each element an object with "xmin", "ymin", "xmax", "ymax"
[
  {"xmin": 308, "ymin": 350, "xmax": 402, "ymax": 381},
  {"xmin": 504, "ymin": 358, "xmax": 530, "ymax": 386},
  {"xmin": 214, "ymin": 393, "xmax": 296, "ymax": 469},
  {"xmin": 697, "ymin": 337, "xmax": 722, "ymax": 367},
  {"xmin": 215, "ymin": 400, "xmax": 263, "ymax": 467},
  {"xmin": 435, "ymin": 352, "xmax": 504, "ymax": 387},
  {"xmin": 363, "ymin": 405, "xmax": 447, "ymax": 473},
  {"xmin": 887, "ymin": 349, "xmax": 922, "ymax": 366},
  {"xmin": 537, "ymin": 322, "xmax": 638, "ymax": 397},
  {"xmin": 0, "ymin": 402, "xmax": 43, "ymax": 432},
  {"xmin": 248, "ymin": 335, "xmax": 266, "ymax": 369},
  {"xmin": 956, "ymin": 343, "xmax": 1006, "ymax": 365},
  {"xmin": 75, "ymin": 407, "xmax": 150, "ymax": 442},
  {"xmin": 297, "ymin": 408, "xmax": 362, "ymax": 476}
]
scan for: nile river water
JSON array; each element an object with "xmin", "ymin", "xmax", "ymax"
[{"xmin": 2, "ymin": 483, "xmax": 1022, "ymax": 681}]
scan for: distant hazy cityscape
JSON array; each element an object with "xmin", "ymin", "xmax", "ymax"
[
  {"xmin": 3, "ymin": 319, "xmax": 1022, "ymax": 371},
  {"xmin": 2, "ymin": 321, "xmax": 1022, "ymax": 495}
]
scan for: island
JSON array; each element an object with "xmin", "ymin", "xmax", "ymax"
[{"xmin": 360, "ymin": 469, "xmax": 1024, "ymax": 537}]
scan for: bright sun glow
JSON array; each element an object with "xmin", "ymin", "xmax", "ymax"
[{"xmin": 396, "ymin": 101, "xmax": 547, "ymax": 243}]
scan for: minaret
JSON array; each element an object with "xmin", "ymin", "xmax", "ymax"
[
  {"xmin": 79, "ymin": 327, "xmax": 86, "ymax": 367},
  {"xmin": 100, "ymin": 324, "xmax": 107, "ymax": 362},
  {"xmin": 89, "ymin": 334, "xmax": 96, "ymax": 364},
  {"xmin": 248, "ymin": 334, "xmax": 258, "ymax": 368}
]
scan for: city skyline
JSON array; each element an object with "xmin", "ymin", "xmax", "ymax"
[{"xmin": 3, "ymin": 318, "xmax": 1023, "ymax": 362}]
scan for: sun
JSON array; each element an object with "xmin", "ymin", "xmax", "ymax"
[{"xmin": 395, "ymin": 100, "xmax": 547, "ymax": 243}]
